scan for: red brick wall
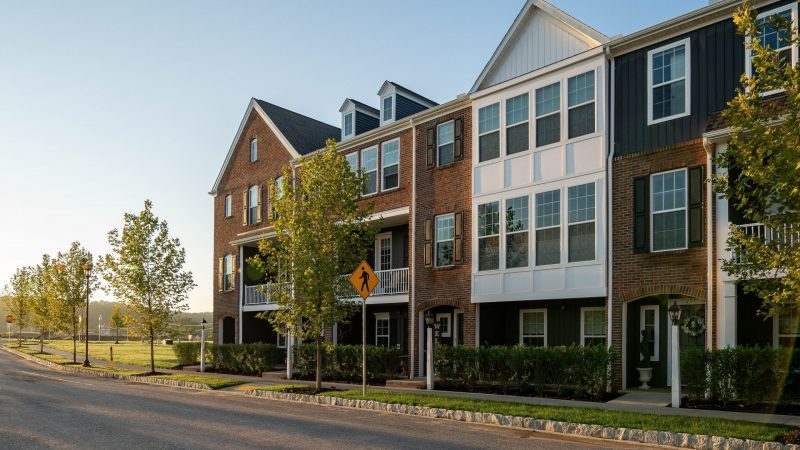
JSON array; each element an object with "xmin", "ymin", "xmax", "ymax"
[
  {"xmin": 611, "ymin": 139, "xmax": 710, "ymax": 388},
  {"xmin": 213, "ymin": 109, "xmax": 295, "ymax": 343}
]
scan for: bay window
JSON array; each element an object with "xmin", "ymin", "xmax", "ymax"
[
  {"xmin": 505, "ymin": 93, "xmax": 529, "ymax": 155},
  {"xmin": 567, "ymin": 70, "xmax": 595, "ymax": 138},
  {"xmin": 535, "ymin": 189, "xmax": 560, "ymax": 265},
  {"xmin": 535, "ymin": 82, "xmax": 560, "ymax": 147},
  {"xmin": 505, "ymin": 196, "xmax": 529, "ymax": 268},
  {"xmin": 477, "ymin": 201, "xmax": 500, "ymax": 271},
  {"xmin": 568, "ymin": 182, "xmax": 596, "ymax": 262},
  {"xmin": 478, "ymin": 103, "xmax": 500, "ymax": 162}
]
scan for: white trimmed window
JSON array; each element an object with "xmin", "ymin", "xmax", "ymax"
[
  {"xmin": 361, "ymin": 146, "xmax": 378, "ymax": 195},
  {"xmin": 273, "ymin": 177, "xmax": 284, "ymax": 220},
  {"xmin": 568, "ymin": 183, "xmax": 596, "ymax": 262},
  {"xmin": 343, "ymin": 113, "xmax": 353, "ymax": 137},
  {"xmin": 436, "ymin": 313, "xmax": 451, "ymax": 338},
  {"xmin": 647, "ymin": 38, "xmax": 690, "ymax": 124},
  {"xmin": 247, "ymin": 185, "xmax": 259, "ymax": 225},
  {"xmin": 535, "ymin": 82, "xmax": 560, "ymax": 147},
  {"xmin": 382, "ymin": 96, "xmax": 393, "ymax": 122},
  {"xmin": 567, "ymin": 70, "xmax": 595, "ymax": 139},
  {"xmin": 776, "ymin": 308, "xmax": 800, "ymax": 348},
  {"xmin": 435, "ymin": 213, "xmax": 455, "ymax": 267},
  {"xmin": 505, "ymin": 196, "xmax": 529, "ymax": 269},
  {"xmin": 581, "ymin": 307, "xmax": 605, "ymax": 346},
  {"xmin": 346, "ymin": 152, "xmax": 358, "ymax": 174},
  {"xmin": 478, "ymin": 103, "xmax": 500, "ymax": 162},
  {"xmin": 375, "ymin": 312, "xmax": 390, "ymax": 347},
  {"xmin": 277, "ymin": 326, "xmax": 287, "ymax": 348},
  {"xmin": 437, "ymin": 121, "xmax": 454, "ymax": 166},
  {"xmin": 506, "ymin": 93, "xmax": 529, "ymax": 155},
  {"xmin": 381, "ymin": 139, "xmax": 399, "ymax": 191},
  {"xmin": 651, "ymin": 169, "xmax": 687, "ymax": 252},
  {"xmin": 477, "ymin": 201, "xmax": 500, "ymax": 271},
  {"xmin": 250, "ymin": 138, "xmax": 258, "ymax": 162},
  {"xmin": 222, "ymin": 254, "xmax": 233, "ymax": 291},
  {"xmin": 640, "ymin": 305, "xmax": 659, "ymax": 361},
  {"xmin": 224, "ymin": 194, "xmax": 232, "ymax": 218},
  {"xmin": 535, "ymin": 189, "xmax": 560, "ymax": 265},
  {"xmin": 747, "ymin": 4, "xmax": 798, "ymax": 91},
  {"xmin": 520, "ymin": 309, "xmax": 546, "ymax": 347}
]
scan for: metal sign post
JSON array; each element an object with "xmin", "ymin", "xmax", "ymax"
[{"xmin": 348, "ymin": 260, "xmax": 380, "ymax": 397}]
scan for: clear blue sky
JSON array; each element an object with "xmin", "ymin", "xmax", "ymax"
[{"xmin": 0, "ymin": 0, "xmax": 706, "ymax": 312}]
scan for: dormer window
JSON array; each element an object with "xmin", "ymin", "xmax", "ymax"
[
  {"xmin": 382, "ymin": 96, "xmax": 394, "ymax": 122},
  {"xmin": 343, "ymin": 113, "xmax": 353, "ymax": 137},
  {"xmin": 250, "ymin": 138, "xmax": 258, "ymax": 162}
]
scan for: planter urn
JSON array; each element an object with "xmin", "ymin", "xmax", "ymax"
[{"xmin": 636, "ymin": 367, "xmax": 653, "ymax": 390}]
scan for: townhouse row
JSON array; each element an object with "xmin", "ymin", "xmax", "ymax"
[{"xmin": 209, "ymin": 0, "xmax": 800, "ymax": 389}]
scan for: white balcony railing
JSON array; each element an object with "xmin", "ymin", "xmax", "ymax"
[
  {"xmin": 737, "ymin": 223, "xmax": 800, "ymax": 247},
  {"xmin": 340, "ymin": 267, "xmax": 409, "ymax": 298},
  {"xmin": 243, "ymin": 283, "xmax": 284, "ymax": 306}
]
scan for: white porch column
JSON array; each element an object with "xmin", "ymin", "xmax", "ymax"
[
  {"xmin": 671, "ymin": 322, "xmax": 681, "ymax": 408},
  {"xmin": 426, "ymin": 326, "xmax": 433, "ymax": 390},
  {"xmin": 718, "ymin": 281, "xmax": 737, "ymax": 348}
]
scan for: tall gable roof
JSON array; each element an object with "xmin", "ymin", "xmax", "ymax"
[
  {"xmin": 254, "ymin": 99, "xmax": 339, "ymax": 155},
  {"xmin": 471, "ymin": 0, "xmax": 608, "ymax": 93}
]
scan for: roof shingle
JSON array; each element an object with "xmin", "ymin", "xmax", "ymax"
[{"xmin": 255, "ymin": 99, "xmax": 340, "ymax": 155}]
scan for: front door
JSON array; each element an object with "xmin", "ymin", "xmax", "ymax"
[{"xmin": 375, "ymin": 232, "xmax": 392, "ymax": 272}]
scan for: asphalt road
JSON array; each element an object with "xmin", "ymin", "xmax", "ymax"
[{"xmin": 0, "ymin": 350, "xmax": 636, "ymax": 449}]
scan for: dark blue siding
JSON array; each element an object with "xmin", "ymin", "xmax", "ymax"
[
  {"xmin": 395, "ymin": 94, "xmax": 429, "ymax": 120},
  {"xmin": 355, "ymin": 111, "xmax": 379, "ymax": 135}
]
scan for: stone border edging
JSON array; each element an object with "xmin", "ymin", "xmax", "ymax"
[
  {"xmin": 1, "ymin": 345, "xmax": 212, "ymax": 390},
  {"xmin": 244, "ymin": 389, "xmax": 798, "ymax": 450}
]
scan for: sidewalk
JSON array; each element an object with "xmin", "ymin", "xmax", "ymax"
[{"xmin": 35, "ymin": 343, "xmax": 800, "ymax": 427}]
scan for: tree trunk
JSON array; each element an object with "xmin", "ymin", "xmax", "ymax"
[
  {"xmin": 115, "ymin": 327, "xmax": 119, "ymax": 345},
  {"xmin": 315, "ymin": 336, "xmax": 322, "ymax": 392},
  {"xmin": 72, "ymin": 307, "xmax": 77, "ymax": 363},
  {"xmin": 149, "ymin": 325, "xmax": 155, "ymax": 375},
  {"xmin": 39, "ymin": 332, "xmax": 43, "ymax": 353},
  {"xmin": 17, "ymin": 325, "xmax": 22, "ymax": 346}
]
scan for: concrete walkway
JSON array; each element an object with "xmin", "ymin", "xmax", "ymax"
[{"xmin": 31, "ymin": 343, "xmax": 800, "ymax": 427}]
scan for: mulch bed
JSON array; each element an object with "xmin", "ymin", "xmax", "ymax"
[
  {"xmin": 433, "ymin": 383, "xmax": 622, "ymax": 402},
  {"xmin": 683, "ymin": 398, "xmax": 800, "ymax": 415}
]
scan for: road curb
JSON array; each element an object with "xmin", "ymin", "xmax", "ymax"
[
  {"xmin": 243, "ymin": 389, "xmax": 797, "ymax": 450},
  {"xmin": 1, "ymin": 345, "xmax": 213, "ymax": 390}
]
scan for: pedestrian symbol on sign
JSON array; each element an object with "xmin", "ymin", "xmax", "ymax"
[{"xmin": 348, "ymin": 260, "xmax": 380, "ymax": 300}]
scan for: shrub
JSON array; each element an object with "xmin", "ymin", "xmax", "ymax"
[
  {"xmin": 208, "ymin": 343, "xmax": 281, "ymax": 375},
  {"xmin": 172, "ymin": 342, "xmax": 200, "ymax": 367},
  {"xmin": 293, "ymin": 344, "xmax": 403, "ymax": 383},
  {"xmin": 433, "ymin": 344, "xmax": 614, "ymax": 401}
]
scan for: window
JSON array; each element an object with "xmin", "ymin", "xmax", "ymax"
[
  {"xmin": 747, "ymin": 6, "xmax": 798, "ymax": 85},
  {"xmin": 567, "ymin": 71, "xmax": 595, "ymax": 138},
  {"xmin": 381, "ymin": 139, "xmax": 399, "ymax": 191},
  {"xmin": 535, "ymin": 189, "xmax": 561, "ymax": 265},
  {"xmin": 640, "ymin": 305, "xmax": 659, "ymax": 361},
  {"xmin": 382, "ymin": 96, "xmax": 393, "ymax": 122},
  {"xmin": 436, "ymin": 313, "xmax": 451, "ymax": 337},
  {"xmin": 568, "ymin": 183, "xmax": 596, "ymax": 262},
  {"xmin": 581, "ymin": 307, "xmax": 605, "ymax": 346},
  {"xmin": 224, "ymin": 194, "xmax": 232, "ymax": 218},
  {"xmin": 346, "ymin": 152, "xmax": 358, "ymax": 174},
  {"xmin": 520, "ymin": 309, "xmax": 546, "ymax": 346},
  {"xmin": 361, "ymin": 147, "xmax": 378, "ymax": 195},
  {"xmin": 477, "ymin": 202, "xmax": 500, "ymax": 271},
  {"xmin": 437, "ymin": 121, "xmax": 454, "ymax": 166},
  {"xmin": 651, "ymin": 169, "xmax": 687, "ymax": 251},
  {"xmin": 776, "ymin": 308, "xmax": 800, "ymax": 348},
  {"xmin": 535, "ymin": 82, "xmax": 561, "ymax": 147},
  {"xmin": 344, "ymin": 113, "xmax": 353, "ymax": 137},
  {"xmin": 250, "ymin": 138, "xmax": 258, "ymax": 162},
  {"xmin": 273, "ymin": 177, "xmax": 284, "ymax": 220},
  {"xmin": 277, "ymin": 326, "xmax": 287, "ymax": 348},
  {"xmin": 247, "ymin": 185, "xmax": 259, "ymax": 225},
  {"xmin": 375, "ymin": 313, "xmax": 390, "ymax": 347},
  {"xmin": 505, "ymin": 196, "xmax": 529, "ymax": 268},
  {"xmin": 506, "ymin": 93, "xmax": 529, "ymax": 155},
  {"xmin": 478, "ymin": 103, "xmax": 500, "ymax": 162},
  {"xmin": 647, "ymin": 38, "xmax": 690, "ymax": 124},
  {"xmin": 222, "ymin": 254, "xmax": 233, "ymax": 291},
  {"xmin": 435, "ymin": 213, "xmax": 455, "ymax": 267}
]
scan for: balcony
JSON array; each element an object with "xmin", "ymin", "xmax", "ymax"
[
  {"xmin": 341, "ymin": 267, "xmax": 409, "ymax": 298},
  {"xmin": 243, "ymin": 283, "xmax": 285, "ymax": 306},
  {"xmin": 737, "ymin": 223, "xmax": 800, "ymax": 247}
]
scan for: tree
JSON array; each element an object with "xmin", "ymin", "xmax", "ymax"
[
  {"xmin": 53, "ymin": 242, "xmax": 96, "ymax": 364},
  {"xmin": 110, "ymin": 304, "xmax": 125, "ymax": 344},
  {"xmin": 31, "ymin": 255, "xmax": 59, "ymax": 353},
  {"xmin": 100, "ymin": 200, "xmax": 196, "ymax": 374},
  {"xmin": 713, "ymin": 3, "xmax": 800, "ymax": 317},
  {"xmin": 250, "ymin": 140, "xmax": 376, "ymax": 390},
  {"xmin": 3, "ymin": 267, "xmax": 34, "ymax": 346}
]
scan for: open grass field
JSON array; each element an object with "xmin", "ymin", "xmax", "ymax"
[{"xmin": 40, "ymin": 339, "xmax": 179, "ymax": 369}]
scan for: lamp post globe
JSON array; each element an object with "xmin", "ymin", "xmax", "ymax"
[{"xmin": 82, "ymin": 262, "xmax": 92, "ymax": 367}]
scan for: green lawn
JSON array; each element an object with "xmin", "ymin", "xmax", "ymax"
[
  {"xmin": 42, "ymin": 340, "xmax": 179, "ymax": 369},
  {"xmin": 300, "ymin": 390, "xmax": 792, "ymax": 443}
]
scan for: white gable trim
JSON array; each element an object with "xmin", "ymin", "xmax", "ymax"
[
  {"xmin": 470, "ymin": 0, "xmax": 608, "ymax": 93},
  {"xmin": 209, "ymin": 99, "xmax": 300, "ymax": 195}
]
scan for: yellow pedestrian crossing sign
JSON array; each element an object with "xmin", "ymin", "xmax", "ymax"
[{"xmin": 348, "ymin": 260, "xmax": 379, "ymax": 301}]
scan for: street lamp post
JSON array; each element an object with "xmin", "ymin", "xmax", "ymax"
[
  {"xmin": 200, "ymin": 318, "xmax": 207, "ymax": 373},
  {"xmin": 668, "ymin": 301, "xmax": 682, "ymax": 408},
  {"xmin": 82, "ymin": 262, "xmax": 92, "ymax": 367},
  {"xmin": 424, "ymin": 311, "xmax": 434, "ymax": 390}
]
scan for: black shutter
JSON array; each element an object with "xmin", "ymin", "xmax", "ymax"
[
  {"xmin": 426, "ymin": 127, "xmax": 436, "ymax": 167},
  {"xmin": 424, "ymin": 218, "xmax": 433, "ymax": 267},
  {"xmin": 453, "ymin": 118, "xmax": 464, "ymax": 160},
  {"xmin": 633, "ymin": 176, "xmax": 649, "ymax": 253},
  {"xmin": 688, "ymin": 166, "xmax": 704, "ymax": 247},
  {"xmin": 454, "ymin": 211, "xmax": 463, "ymax": 262}
]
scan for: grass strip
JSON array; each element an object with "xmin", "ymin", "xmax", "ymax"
[
  {"xmin": 304, "ymin": 390, "xmax": 793, "ymax": 443},
  {"xmin": 148, "ymin": 374, "xmax": 246, "ymax": 390},
  {"xmin": 42, "ymin": 340, "xmax": 179, "ymax": 369}
]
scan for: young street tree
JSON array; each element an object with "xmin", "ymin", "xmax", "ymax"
[
  {"xmin": 31, "ymin": 255, "xmax": 59, "ymax": 353},
  {"xmin": 101, "ymin": 200, "xmax": 195, "ymax": 374},
  {"xmin": 3, "ymin": 267, "xmax": 34, "ymax": 346},
  {"xmin": 53, "ymin": 242, "xmax": 96, "ymax": 364},
  {"xmin": 713, "ymin": 3, "xmax": 800, "ymax": 316},
  {"xmin": 110, "ymin": 304, "xmax": 125, "ymax": 344},
  {"xmin": 250, "ymin": 140, "xmax": 376, "ymax": 391}
]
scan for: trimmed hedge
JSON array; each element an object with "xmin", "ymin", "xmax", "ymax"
[
  {"xmin": 681, "ymin": 346, "xmax": 800, "ymax": 405},
  {"xmin": 433, "ymin": 344, "xmax": 614, "ymax": 401},
  {"xmin": 293, "ymin": 344, "xmax": 403, "ymax": 383},
  {"xmin": 208, "ymin": 343, "xmax": 281, "ymax": 375},
  {"xmin": 173, "ymin": 342, "xmax": 201, "ymax": 367}
]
